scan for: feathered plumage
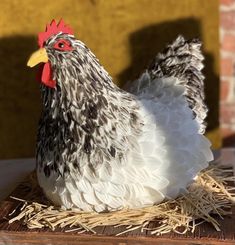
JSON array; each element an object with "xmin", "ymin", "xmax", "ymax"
[{"xmin": 27, "ymin": 20, "xmax": 213, "ymax": 212}]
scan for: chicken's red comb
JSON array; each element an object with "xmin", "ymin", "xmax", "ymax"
[{"xmin": 38, "ymin": 19, "xmax": 74, "ymax": 48}]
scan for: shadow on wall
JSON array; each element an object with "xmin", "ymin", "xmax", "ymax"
[
  {"xmin": 118, "ymin": 18, "xmax": 219, "ymax": 136},
  {"xmin": 0, "ymin": 36, "xmax": 41, "ymax": 158}
]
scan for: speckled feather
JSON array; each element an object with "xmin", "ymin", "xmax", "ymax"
[{"xmin": 36, "ymin": 33, "xmax": 213, "ymax": 212}]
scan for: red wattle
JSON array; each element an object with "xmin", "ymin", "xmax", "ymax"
[{"xmin": 38, "ymin": 62, "xmax": 56, "ymax": 88}]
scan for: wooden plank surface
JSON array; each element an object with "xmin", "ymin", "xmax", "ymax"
[{"xmin": 0, "ymin": 177, "xmax": 235, "ymax": 245}]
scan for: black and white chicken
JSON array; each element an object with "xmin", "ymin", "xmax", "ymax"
[{"xmin": 27, "ymin": 19, "xmax": 213, "ymax": 212}]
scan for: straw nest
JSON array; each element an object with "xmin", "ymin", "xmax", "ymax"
[{"xmin": 8, "ymin": 165, "xmax": 235, "ymax": 236}]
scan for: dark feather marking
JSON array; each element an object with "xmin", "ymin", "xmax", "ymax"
[
  {"xmin": 83, "ymin": 135, "xmax": 92, "ymax": 154},
  {"xmin": 43, "ymin": 165, "xmax": 51, "ymax": 177},
  {"xmin": 109, "ymin": 146, "xmax": 116, "ymax": 158},
  {"xmin": 63, "ymin": 165, "xmax": 70, "ymax": 176}
]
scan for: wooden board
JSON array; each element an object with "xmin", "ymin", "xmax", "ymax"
[{"xmin": 0, "ymin": 178, "xmax": 235, "ymax": 245}]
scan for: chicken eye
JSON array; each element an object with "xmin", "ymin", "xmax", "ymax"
[
  {"xmin": 53, "ymin": 39, "xmax": 73, "ymax": 51},
  {"xmin": 58, "ymin": 42, "xmax": 64, "ymax": 48}
]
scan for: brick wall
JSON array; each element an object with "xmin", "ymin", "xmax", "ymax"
[{"xmin": 220, "ymin": 0, "xmax": 235, "ymax": 145}]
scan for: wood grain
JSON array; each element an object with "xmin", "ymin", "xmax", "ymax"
[{"xmin": 0, "ymin": 178, "xmax": 234, "ymax": 245}]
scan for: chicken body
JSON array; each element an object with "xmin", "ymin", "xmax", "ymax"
[{"xmin": 28, "ymin": 22, "xmax": 213, "ymax": 212}]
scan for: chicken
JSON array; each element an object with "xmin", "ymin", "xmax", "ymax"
[{"xmin": 27, "ymin": 19, "xmax": 213, "ymax": 212}]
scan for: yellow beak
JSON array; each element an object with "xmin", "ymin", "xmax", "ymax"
[{"xmin": 27, "ymin": 48, "xmax": 48, "ymax": 67}]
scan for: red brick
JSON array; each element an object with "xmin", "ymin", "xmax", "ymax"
[
  {"xmin": 222, "ymin": 34, "xmax": 235, "ymax": 52},
  {"xmin": 221, "ymin": 127, "xmax": 235, "ymax": 137},
  {"xmin": 221, "ymin": 127, "xmax": 235, "ymax": 146},
  {"xmin": 220, "ymin": 0, "xmax": 235, "ymax": 5},
  {"xmin": 221, "ymin": 57, "xmax": 233, "ymax": 76},
  {"xmin": 220, "ymin": 80, "xmax": 230, "ymax": 101},
  {"xmin": 220, "ymin": 103, "xmax": 235, "ymax": 124},
  {"xmin": 221, "ymin": 11, "xmax": 235, "ymax": 30}
]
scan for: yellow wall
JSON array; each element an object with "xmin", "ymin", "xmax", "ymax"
[{"xmin": 0, "ymin": 0, "xmax": 219, "ymax": 158}]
